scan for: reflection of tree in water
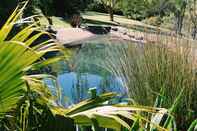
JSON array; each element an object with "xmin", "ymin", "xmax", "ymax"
[
  {"xmin": 70, "ymin": 43, "xmax": 117, "ymax": 103},
  {"xmin": 71, "ymin": 73, "xmax": 117, "ymax": 103},
  {"xmin": 71, "ymin": 43, "xmax": 111, "ymax": 75},
  {"xmin": 99, "ymin": 76, "xmax": 127, "ymax": 103},
  {"xmin": 71, "ymin": 73, "xmax": 89, "ymax": 103},
  {"xmin": 99, "ymin": 76, "xmax": 111, "ymax": 94},
  {"xmin": 71, "ymin": 72, "xmax": 126, "ymax": 103}
]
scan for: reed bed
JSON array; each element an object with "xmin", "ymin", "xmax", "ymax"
[{"xmin": 103, "ymin": 34, "xmax": 197, "ymax": 129}]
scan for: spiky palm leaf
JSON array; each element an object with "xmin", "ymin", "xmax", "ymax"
[
  {"xmin": 50, "ymin": 92, "xmax": 169, "ymax": 131},
  {"xmin": 0, "ymin": 2, "xmax": 59, "ymax": 117},
  {"xmin": 69, "ymin": 105, "xmax": 169, "ymax": 131}
]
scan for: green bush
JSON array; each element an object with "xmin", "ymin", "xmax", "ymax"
[
  {"xmin": 121, "ymin": 0, "xmax": 146, "ymax": 20},
  {"xmin": 87, "ymin": 1, "xmax": 123, "ymax": 15},
  {"xmin": 87, "ymin": 1, "xmax": 107, "ymax": 13}
]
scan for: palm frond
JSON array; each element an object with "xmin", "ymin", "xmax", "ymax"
[{"xmin": 0, "ymin": 1, "xmax": 60, "ymax": 117}]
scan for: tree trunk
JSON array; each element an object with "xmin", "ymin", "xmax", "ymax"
[
  {"xmin": 191, "ymin": 25, "xmax": 197, "ymax": 39},
  {"xmin": 175, "ymin": 13, "xmax": 184, "ymax": 35},
  {"xmin": 109, "ymin": 6, "xmax": 114, "ymax": 21},
  {"xmin": 190, "ymin": 0, "xmax": 197, "ymax": 39},
  {"xmin": 174, "ymin": 2, "xmax": 187, "ymax": 35},
  {"xmin": 46, "ymin": 16, "xmax": 53, "ymax": 26}
]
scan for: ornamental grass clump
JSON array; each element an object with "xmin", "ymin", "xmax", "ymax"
[{"xmin": 104, "ymin": 35, "xmax": 197, "ymax": 130}]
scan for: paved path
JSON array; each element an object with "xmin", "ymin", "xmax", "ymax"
[
  {"xmin": 55, "ymin": 27, "xmax": 146, "ymax": 45},
  {"xmin": 55, "ymin": 27, "xmax": 195, "ymax": 50},
  {"xmin": 56, "ymin": 28, "xmax": 95, "ymax": 45}
]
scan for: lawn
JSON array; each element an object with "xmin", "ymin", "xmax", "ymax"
[
  {"xmin": 39, "ymin": 16, "xmax": 71, "ymax": 28},
  {"xmin": 82, "ymin": 11, "xmax": 171, "ymax": 33},
  {"xmin": 38, "ymin": 11, "xmax": 171, "ymax": 36},
  {"xmin": 38, "ymin": 11, "xmax": 171, "ymax": 35},
  {"xmin": 82, "ymin": 11, "xmax": 144, "ymax": 26}
]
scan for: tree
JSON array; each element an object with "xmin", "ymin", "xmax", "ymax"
[
  {"xmin": 144, "ymin": 0, "xmax": 172, "ymax": 17},
  {"xmin": 171, "ymin": 0, "xmax": 188, "ymax": 34},
  {"xmin": 189, "ymin": 0, "xmax": 197, "ymax": 39},
  {"xmin": 99, "ymin": 0, "xmax": 121, "ymax": 21},
  {"xmin": 121, "ymin": 0, "xmax": 147, "ymax": 20},
  {"xmin": 53, "ymin": 0, "xmax": 72, "ymax": 17},
  {"xmin": 53, "ymin": 0, "xmax": 92, "ymax": 18},
  {"xmin": 36, "ymin": 0, "xmax": 55, "ymax": 25},
  {"xmin": 120, "ymin": 0, "xmax": 172, "ymax": 20}
]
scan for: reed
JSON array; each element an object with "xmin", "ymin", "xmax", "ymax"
[{"xmin": 104, "ymin": 34, "xmax": 197, "ymax": 129}]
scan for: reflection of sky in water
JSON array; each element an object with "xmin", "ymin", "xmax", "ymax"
[
  {"xmin": 56, "ymin": 71, "xmax": 126, "ymax": 106},
  {"xmin": 45, "ymin": 71, "xmax": 126, "ymax": 107},
  {"xmin": 58, "ymin": 72, "xmax": 101, "ymax": 102}
]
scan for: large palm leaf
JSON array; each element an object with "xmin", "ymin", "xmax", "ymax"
[
  {"xmin": 0, "ymin": 41, "xmax": 41, "ymax": 114},
  {"xmin": 50, "ymin": 92, "xmax": 169, "ymax": 131},
  {"xmin": 0, "ymin": 2, "xmax": 59, "ymax": 117},
  {"xmin": 69, "ymin": 105, "xmax": 169, "ymax": 131}
]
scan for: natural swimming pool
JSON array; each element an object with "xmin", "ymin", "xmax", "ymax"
[{"xmin": 45, "ymin": 36, "xmax": 130, "ymax": 106}]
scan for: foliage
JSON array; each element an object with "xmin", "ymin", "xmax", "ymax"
[
  {"xmin": 120, "ymin": 0, "xmax": 172, "ymax": 20},
  {"xmin": 188, "ymin": 119, "xmax": 197, "ymax": 131},
  {"xmin": 52, "ymin": 0, "xmax": 92, "ymax": 17},
  {"xmin": 104, "ymin": 36, "xmax": 197, "ymax": 130},
  {"xmin": 0, "ymin": 2, "xmax": 61, "ymax": 130},
  {"xmin": 87, "ymin": 1, "xmax": 107, "ymax": 13},
  {"xmin": 189, "ymin": 0, "xmax": 197, "ymax": 39},
  {"xmin": 95, "ymin": 0, "xmax": 122, "ymax": 21},
  {"xmin": 52, "ymin": 90, "xmax": 195, "ymax": 131},
  {"xmin": 35, "ymin": 0, "xmax": 54, "ymax": 17},
  {"xmin": 170, "ymin": 0, "xmax": 188, "ymax": 34},
  {"xmin": 120, "ymin": 0, "xmax": 147, "ymax": 20},
  {"xmin": 0, "ymin": 0, "xmax": 18, "ymax": 26},
  {"xmin": 51, "ymin": 91, "xmax": 170, "ymax": 131}
]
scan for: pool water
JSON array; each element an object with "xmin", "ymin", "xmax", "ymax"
[{"xmin": 46, "ymin": 36, "xmax": 129, "ymax": 106}]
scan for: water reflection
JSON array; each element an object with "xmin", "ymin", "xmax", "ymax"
[{"xmin": 46, "ymin": 36, "xmax": 128, "ymax": 106}]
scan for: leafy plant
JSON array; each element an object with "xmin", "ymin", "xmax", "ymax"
[
  {"xmin": 0, "ymin": 2, "xmax": 61, "ymax": 130},
  {"xmin": 50, "ymin": 91, "xmax": 170, "ymax": 131}
]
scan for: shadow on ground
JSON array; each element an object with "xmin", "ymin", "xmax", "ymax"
[{"xmin": 83, "ymin": 18, "xmax": 118, "ymax": 26}]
